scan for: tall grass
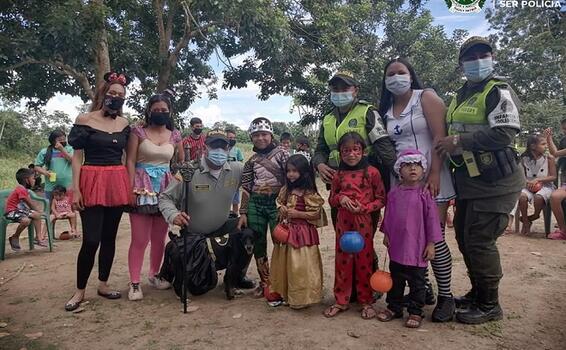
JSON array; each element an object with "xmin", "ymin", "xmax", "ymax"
[{"xmin": 0, "ymin": 152, "xmax": 34, "ymax": 189}]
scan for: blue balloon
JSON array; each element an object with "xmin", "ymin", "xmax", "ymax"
[{"xmin": 339, "ymin": 231, "xmax": 364, "ymax": 253}]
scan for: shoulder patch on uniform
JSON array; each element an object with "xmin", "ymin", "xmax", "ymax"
[
  {"xmin": 348, "ymin": 119, "xmax": 358, "ymax": 127},
  {"xmin": 487, "ymin": 88, "xmax": 520, "ymax": 130}
]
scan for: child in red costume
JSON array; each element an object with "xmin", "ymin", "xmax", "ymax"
[{"xmin": 324, "ymin": 132, "xmax": 386, "ymax": 319}]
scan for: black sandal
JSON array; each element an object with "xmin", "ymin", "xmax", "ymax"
[
  {"xmin": 64, "ymin": 299, "xmax": 83, "ymax": 312},
  {"xmin": 97, "ymin": 290, "xmax": 121, "ymax": 299}
]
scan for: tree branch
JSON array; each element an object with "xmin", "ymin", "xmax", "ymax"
[
  {"xmin": 1, "ymin": 58, "xmax": 94, "ymax": 100},
  {"xmin": 170, "ymin": 1, "xmax": 193, "ymax": 60},
  {"xmin": 153, "ymin": 0, "xmax": 168, "ymax": 57},
  {"xmin": 165, "ymin": 0, "xmax": 178, "ymax": 48}
]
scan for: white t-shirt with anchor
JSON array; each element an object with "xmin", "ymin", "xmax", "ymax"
[{"xmin": 386, "ymin": 89, "xmax": 456, "ymax": 202}]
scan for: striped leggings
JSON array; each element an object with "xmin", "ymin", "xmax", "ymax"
[{"xmin": 426, "ymin": 224, "xmax": 453, "ymax": 297}]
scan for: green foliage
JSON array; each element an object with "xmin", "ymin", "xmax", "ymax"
[
  {"xmin": 0, "ymin": 0, "xmax": 106, "ymax": 105},
  {"xmin": 223, "ymin": 1, "xmax": 466, "ymax": 125},
  {"xmin": 518, "ymin": 99, "xmax": 566, "ymax": 144},
  {"xmin": 485, "ymin": 6, "xmax": 566, "ymax": 105},
  {"xmin": 0, "ymin": 109, "xmax": 71, "ymax": 157}
]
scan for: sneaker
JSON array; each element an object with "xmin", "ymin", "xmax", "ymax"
[
  {"xmin": 548, "ymin": 229, "xmax": 566, "ymax": 240},
  {"xmin": 34, "ymin": 239, "xmax": 48, "ymax": 247},
  {"xmin": 9, "ymin": 236, "xmax": 21, "ymax": 251},
  {"xmin": 148, "ymin": 276, "xmax": 171, "ymax": 290},
  {"xmin": 128, "ymin": 283, "xmax": 143, "ymax": 301},
  {"xmin": 267, "ymin": 300, "xmax": 284, "ymax": 307}
]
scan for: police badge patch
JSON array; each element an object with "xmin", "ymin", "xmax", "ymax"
[
  {"xmin": 479, "ymin": 152, "xmax": 493, "ymax": 166},
  {"xmin": 348, "ymin": 119, "xmax": 357, "ymax": 128}
]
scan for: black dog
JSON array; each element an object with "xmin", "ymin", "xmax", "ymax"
[{"xmin": 209, "ymin": 228, "xmax": 254, "ymax": 300}]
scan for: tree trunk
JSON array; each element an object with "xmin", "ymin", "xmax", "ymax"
[
  {"xmin": 157, "ymin": 61, "xmax": 172, "ymax": 92},
  {"xmin": 92, "ymin": 0, "xmax": 111, "ymax": 94}
]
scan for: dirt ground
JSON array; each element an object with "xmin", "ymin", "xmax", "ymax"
[{"xmin": 1, "ymin": 202, "xmax": 565, "ymax": 350}]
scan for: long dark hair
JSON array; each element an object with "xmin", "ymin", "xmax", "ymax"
[
  {"xmin": 378, "ymin": 58, "xmax": 424, "ymax": 119},
  {"xmin": 521, "ymin": 134, "xmax": 545, "ymax": 160},
  {"xmin": 285, "ymin": 154, "xmax": 318, "ymax": 197},
  {"xmin": 44, "ymin": 130, "xmax": 66, "ymax": 170},
  {"xmin": 144, "ymin": 94, "xmax": 174, "ymax": 131}
]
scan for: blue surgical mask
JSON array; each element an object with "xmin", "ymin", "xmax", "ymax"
[
  {"xmin": 207, "ymin": 148, "xmax": 228, "ymax": 167},
  {"xmin": 330, "ymin": 91, "xmax": 354, "ymax": 107},
  {"xmin": 462, "ymin": 57, "xmax": 494, "ymax": 83},
  {"xmin": 385, "ymin": 74, "xmax": 411, "ymax": 95}
]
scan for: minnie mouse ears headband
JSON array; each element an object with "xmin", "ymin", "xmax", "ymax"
[{"xmin": 103, "ymin": 72, "xmax": 131, "ymax": 86}]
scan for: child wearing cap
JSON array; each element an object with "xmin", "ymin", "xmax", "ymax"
[
  {"xmin": 377, "ymin": 149, "xmax": 443, "ymax": 328},
  {"xmin": 238, "ymin": 117, "xmax": 289, "ymax": 304}
]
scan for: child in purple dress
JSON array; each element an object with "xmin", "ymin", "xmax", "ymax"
[{"xmin": 377, "ymin": 149, "xmax": 443, "ymax": 328}]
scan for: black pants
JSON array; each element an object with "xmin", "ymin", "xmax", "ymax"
[
  {"xmin": 77, "ymin": 206, "xmax": 124, "ymax": 289},
  {"xmin": 386, "ymin": 261, "xmax": 427, "ymax": 316}
]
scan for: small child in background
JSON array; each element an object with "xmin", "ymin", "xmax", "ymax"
[
  {"xmin": 271, "ymin": 154, "xmax": 327, "ymax": 309},
  {"xmin": 324, "ymin": 132, "xmax": 386, "ymax": 320},
  {"xmin": 377, "ymin": 149, "xmax": 442, "ymax": 328},
  {"xmin": 280, "ymin": 132, "xmax": 292, "ymax": 151},
  {"xmin": 294, "ymin": 135, "xmax": 312, "ymax": 162},
  {"xmin": 4, "ymin": 168, "xmax": 46, "ymax": 249},
  {"xmin": 28, "ymin": 163, "xmax": 44, "ymax": 192},
  {"xmin": 517, "ymin": 134, "xmax": 556, "ymax": 235},
  {"xmin": 226, "ymin": 129, "xmax": 245, "ymax": 214},
  {"xmin": 50, "ymin": 185, "xmax": 79, "ymax": 238}
]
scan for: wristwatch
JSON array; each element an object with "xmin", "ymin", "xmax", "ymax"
[{"xmin": 452, "ymin": 135, "xmax": 460, "ymax": 146}]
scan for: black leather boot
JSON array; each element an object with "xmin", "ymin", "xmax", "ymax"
[
  {"xmin": 454, "ymin": 289, "xmax": 476, "ymax": 310},
  {"xmin": 456, "ymin": 287, "xmax": 502, "ymax": 324},
  {"xmin": 432, "ymin": 295, "xmax": 455, "ymax": 322}
]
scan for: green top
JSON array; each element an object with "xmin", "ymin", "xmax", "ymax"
[
  {"xmin": 228, "ymin": 146, "xmax": 244, "ymax": 162},
  {"xmin": 34, "ymin": 146, "xmax": 74, "ymax": 192}
]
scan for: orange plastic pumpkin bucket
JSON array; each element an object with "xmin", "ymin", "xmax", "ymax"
[
  {"xmin": 272, "ymin": 223, "xmax": 289, "ymax": 244},
  {"xmin": 370, "ymin": 270, "xmax": 393, "ymax": 293}
]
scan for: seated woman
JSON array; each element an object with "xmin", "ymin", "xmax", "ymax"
[
  {"xmin": 517, "ymin": 134, "xmax": 556, "ymax": 235},
  {"xmin": 543, "ymin": 128, "xmax": 566, "ymax": 240}
]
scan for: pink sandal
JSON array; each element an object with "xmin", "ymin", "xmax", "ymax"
[{"xmin": 548, "ymin": 229, "xmax": 566, "ymax": 240}]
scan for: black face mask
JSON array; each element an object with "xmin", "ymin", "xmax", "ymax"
[
  {"xmin": 229, "ymin": 140, "xmax": 236, "ymax": 147},
  {"xmin": 104, "ymin": 95, "xmax": 125, "ymax": 111},
  {"xmin": 150, "ymin": 112, "xmax": 170, "ymax": 126},
  {"xmin": 60, "ymin": 141, "xmax": 67, "ymax": 147},
  {"xmin": 193, "ymin": 128, "xmax": 203, "ymax": 135}
]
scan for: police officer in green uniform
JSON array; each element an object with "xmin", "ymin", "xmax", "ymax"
[
  {"xmin": 435, "ymin": 37, "xmax": 524, "ymax": 324},
  {"xmin": 313, "ymin": 71, "xmax": 396, "ymax": 204}
]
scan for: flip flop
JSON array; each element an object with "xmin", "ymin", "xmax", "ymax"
[
  {"xmin": 377, "ymin": 308, "xmax": 402, "ymax": 322},
  {"xmin": 361, "ymin": 304, "xmax": 377, "ymax": 320},
  {"xmin": 323, "ymin": 304, "xmax": 349, "ymax": 318}
]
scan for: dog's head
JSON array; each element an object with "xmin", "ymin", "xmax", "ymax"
[{"xmin": 240, "ymin": 229, "xmax": 255, "ymax": 256}]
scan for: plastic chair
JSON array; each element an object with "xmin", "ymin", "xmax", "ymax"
[
  {"xmin": 0, "ymin": 188, "xmax": 54, "ymax": 260},
  {"xmin": 514, "ymin": 203, "xmax": 552, "ymax": 235}
]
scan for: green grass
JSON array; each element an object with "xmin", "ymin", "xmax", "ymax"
[{"xmin": 0, "ymin": 152, "xmax": 34, "ymax": 189}]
